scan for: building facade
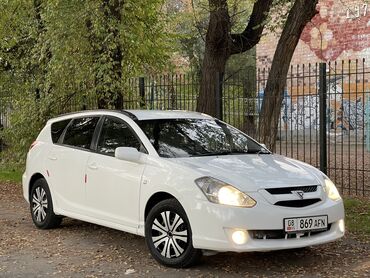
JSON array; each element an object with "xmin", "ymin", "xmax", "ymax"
[
  {"xmin": 256, "ymin": 0, "xmax": 370, "ymax": 136},
  {"xmin": 257, "ymin": 0, "xmax": 370, "ymax": 68}
]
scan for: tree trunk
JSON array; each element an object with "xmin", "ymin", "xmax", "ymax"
[
  {"xmin": 33, "ymin": 0, "xmax": 52, "ymax": 98},
  {"xmin": 197, "ymin": 52, "xmax": 229, "ymax": 117},
  {"xmin": 259, "ymin": 0, "xmax": 318, "ymax": 150},
  {"xmin": 104, "ymin": 0, "xmax": 123, "ymax": 110},
  {"xmin": 87, "ymin": 0, "xmax": 124, "ymax": 110},
  {"xmin": 196, "ymin": 0, "xmax": 230, "ymax": 117},
  {"xmin": 197, "ymin": 0, "xmax": 272, "ymax": 117}
]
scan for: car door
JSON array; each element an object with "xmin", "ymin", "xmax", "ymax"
[
  {"xmin": 48, "ymin": 116, "xmax": 100, "ymax": 215},
  {"xmin": 85, "ymin": 116, "xmax": 147, "ymax": 231}
]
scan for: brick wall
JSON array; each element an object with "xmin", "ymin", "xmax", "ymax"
[{"xmin": 257, "ymin": 0, "xmax": 370, "ymax": 70}]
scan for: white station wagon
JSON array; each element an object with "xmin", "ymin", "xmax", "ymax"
[{"xmin": 23, "ymin": 110, "xmax": 345, "ymax": 267}]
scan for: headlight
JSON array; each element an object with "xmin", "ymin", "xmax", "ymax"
[
  {"xmin": 195, "ymin": 177, "xmax": 256, "ymax": 207},
  {"xmin": 323, "ymin": 176, "xmax": 341, "ymax": 201}
]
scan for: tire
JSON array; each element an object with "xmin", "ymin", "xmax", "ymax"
[
  {"xmin": 30, "ymin": 178, "xmax": 62, "ymax": 229},
  {"xmin": 145, "ymin": 199, "xmax": 202, "ymax": 268}
]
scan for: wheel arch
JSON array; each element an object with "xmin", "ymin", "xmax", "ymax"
[
  {"xmin": 28, "ymin": 173, "xmax": 46, "ymax": 199},
  {"xmin": 144, "ymin": 191, "xmax": 178, "ymax": 220}
]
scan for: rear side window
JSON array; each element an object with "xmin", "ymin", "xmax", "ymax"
[
  {"xmin": 62, "ymin": 117, "xmax": 99, "ymax": 149},
  {"xmin": 51, "ymin": 119, "xmax": 71, "ymax": 143},
  {"xmin": 97, "ymin": 117, "xmax": 141, "ymax": 156}
]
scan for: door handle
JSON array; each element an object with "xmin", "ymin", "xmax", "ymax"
[
  {"xmin": 48, "ymin": 156, "xmax": 57, "ymax": 161},
  {"xmin": 88, "ymin": 162, "xmax": 98, "ymax": 170}
]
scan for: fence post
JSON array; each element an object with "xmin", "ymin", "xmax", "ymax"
[
  {"xmin": 319, "ymin": 63, "xmax": 327, "ymax": 174},
  {"xmin": 215, "ymin": 72, "xmax": 223, "ymax": 120},
  {"xmin": 366, "ymin": 98, "xmax": 370, "ymax": 152},
  {"xmin": 139, "ymin": 77, "xmax": 145, "ymax": 108}
]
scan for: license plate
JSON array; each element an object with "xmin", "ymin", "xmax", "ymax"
[{"xmin": 284, "ymin": 215, "xmax": 328, "ymax": 233}]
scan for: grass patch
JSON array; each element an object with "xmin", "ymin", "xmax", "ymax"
[
  {"xmin": 344, "ymin": 198, "xmax": 370, "ymax": 237},
  {"xmin": 0, "ymin": 166, "xmax": 23, "ymax": 183}
]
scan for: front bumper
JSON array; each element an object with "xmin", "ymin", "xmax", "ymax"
[{"xmin": 186, "ymin": 194, "xmax": 345, "ymax": 252}]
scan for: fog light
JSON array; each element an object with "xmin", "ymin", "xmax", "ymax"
[
  {"xmin": 232, "ymin": 230, "xmax": 247, "ymax": 245},
  {"xmin": 338, "ymin": 219, "xmax": 345, "ymax": 233}
]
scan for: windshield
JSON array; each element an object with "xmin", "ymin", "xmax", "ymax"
[{"xmin": 137, "ymin": 119, "xmax": 270, "ymax": 158}]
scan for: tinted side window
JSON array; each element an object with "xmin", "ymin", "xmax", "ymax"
[
  {"xmin": 51, "ymin": 119, "xmax": 71, "ymax": 143},
  {"xmin": 97, "ymin": 117, "xmax": 141, "ymax": 156},
  {"xmin": 63, "ymin": 117, "xmax": 99, "ymax": 149}
]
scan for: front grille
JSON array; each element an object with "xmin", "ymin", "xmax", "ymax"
[
  {"xmin": 274, "ymin": 198, "xmax": 321, "ymax": 207},
  {"xmin": 251, "ymin": 224, "xmax": 331, "ymax": 240},
  {"xmin": 266, "ymin": 185, "xmax": 318, "ymax": 195}
]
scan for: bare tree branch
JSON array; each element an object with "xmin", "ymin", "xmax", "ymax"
[
  {"xmin": 191, "ymin": 0, "xmax": 206, "ymax": 42},
  {"xmin": 229, "ymin": 0, "xmax": 273, "ymax": 55}
]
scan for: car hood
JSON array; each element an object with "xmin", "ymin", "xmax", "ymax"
[{"xmin": 169, "ymin": 154, "xmax": 322, "ymax": 192}]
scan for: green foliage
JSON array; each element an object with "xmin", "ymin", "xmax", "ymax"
[
  {"xmin": 0, "ymin": 166, "xmax": 23, "ymax": 183},
  {"xmin": 1, "ymin": 93, "xmax": 59, "ymax": 163},
  {"xmin": 0, "ymin": 0, "xmax": 293, "ymax": 164},
  {"xmin": 0, "ymin": 0, "xmax": 170, "ymax": 164},
  {"xmin": 344, "ymin": 198, "xmax": 370, "ymax": 237}
]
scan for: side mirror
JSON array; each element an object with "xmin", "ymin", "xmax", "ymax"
[{"xmin": 115, "ymin": 147, "xmax": 142, "ymax": 163}]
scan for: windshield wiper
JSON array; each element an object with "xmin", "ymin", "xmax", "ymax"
[
  {"xmin": 191, "ymin": 150, "xmax": 251, "ymax": 157},
  {"xmin": 229, "ymin": 150, "xmax": 270, "ymax": 155},
  {"xmin": 190, "ymin": 148, "xmax": 271, "ymax": 157},
  {"xmin": 249, "ymin": 149, "xmax": 271, "ymax": 154}
]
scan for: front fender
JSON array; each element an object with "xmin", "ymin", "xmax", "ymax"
[{"xmin": 138, "ymin": 156, "xmax": 206, "ymax": 236}]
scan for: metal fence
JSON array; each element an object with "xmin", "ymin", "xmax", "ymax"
[
  {"xmin": 1, "ymin": 59, "xmax": 369, "ymax": 197},
  {"xmin": 120, "ymin": 60, "xmax": 370, "ymax": 197}
]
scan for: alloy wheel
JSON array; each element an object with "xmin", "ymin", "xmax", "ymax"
[
  {"xmin": 32, "ymin": 186, "xmax": 48, "ymax": 223},
  {"xmin": 151, "ymin": 211, "xmax": 188, "ymax": 258}
]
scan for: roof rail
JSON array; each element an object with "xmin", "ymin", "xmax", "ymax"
[
  {"xmin": 120, "ymin": 110, "xmax": 138, "ymax": 121},
  {"xmin": 49, "ymin": 109, "xmax": 136, "ymax": 121}
]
